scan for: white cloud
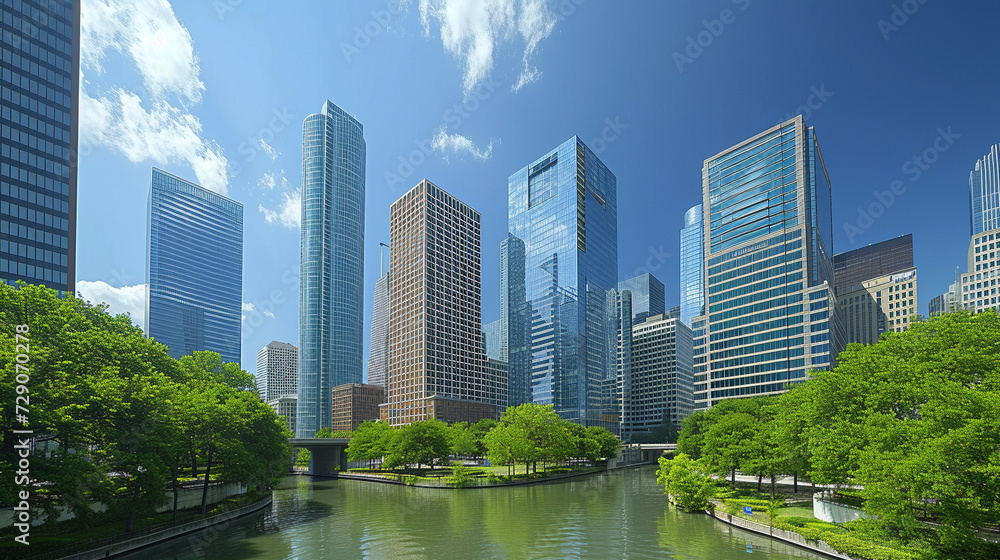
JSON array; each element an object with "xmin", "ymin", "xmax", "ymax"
[
  {"xmin": 77, "ymin": 281, "xmax": 146, "ymax": 331},
  {"xmin": 416, "ymin": 0, "xmax": 557, "ymax": 95},
  {"xmin": 431, "ymin": 126, "xmax": 496, "ymax": 161},
  {"xmin": 258, "ymin": 139, "xmax": 280, "ymax": 162},
  {"xmin": 259, "ymin": 189, "xmax": 301, "ymax": 230},
  {"xmin": 81, "ymin": 0, "xmax": 228, "ymax": 194},
  {"xmin": 242, "ymin": 301, "xmax": 276, "ymax": 321},
  {"xmin": 257, "ymin": 170, "xmax": 290, "ymax": 191}
]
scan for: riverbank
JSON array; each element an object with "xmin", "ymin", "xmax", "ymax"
[{"xmin": 307, "ymin": 464, "xmax": 617, "ymax": 488}]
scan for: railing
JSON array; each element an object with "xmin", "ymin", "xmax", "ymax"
[{"xmin": 710, "ymin": 510, "xmax": 853, "ymax": 559}]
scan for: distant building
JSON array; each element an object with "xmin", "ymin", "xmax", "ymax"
[
  {"xmin": 929, "ymin": 281, "xmax": 959, "ymax": 316},
  {"xmin": 483, "ymin": 319, "xmax": 503, "ymax": 360},
  {"xmin": 499, "ymin": 234, "xmax": 531, "ymax": 408},
  {"xmin": 367, "ymin": 274, "xmax": 389, "ymax": 387},
  {"xmin": 838, "ymin": 268, "xmax": 918, "ymax": 344},
  {"xmin": 609, "ymin": 289, "xmax": 632, "ymax": 437},
  {"xmin": 665, "ymin": 305, "xmax": 680, "ymax": 320},
  {"xmin": 331, "ymin": 383, "xmax": 385, "ymax": 432},
  {"xmin": 0, "ymin": 0, "xmax": 78, "ymax": 294},
  {"xmin": 381, "ymin": 180, "xmax": 503, "ymax": 426},
  {"xmin": 691, "ymin": 315, "xmax": 709, "ymax": 410},
  {"xmin": 959, "ymin": 228, "xmax": 1000, "ymax": 312},
  {"xmin": 970, "ymin": 144, "xmax": 1000, "ymax": 236},
  {"xmin": 256, "ymin": 341, "xmax": 298, "ymax": 402},
  {"xmin": 833, "ymin": 234, "xmax": 913, "ymax": 296},
  {"xmin": 618, "ymin": 273, "xmax": 665, "ymax": 323},
  {"xmin": 627, "ymin": 314, "xmax": 694, "ymax": 436},
  {"xmin": 679, "ymin": 204, "xmax": 704, "ymax": 326},
  {"xmin": 146, "ymin": 168, "xmax": 243, "ymax": 365},
  {"xmin": 268, "ymin": 396, "xmax": 297, "ymax": 435}
]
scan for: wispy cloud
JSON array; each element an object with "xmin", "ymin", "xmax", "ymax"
[
  {"xmin": 416, "ymin": 0, "xmax": 557, "ymax": 95},
  {"xmin": 80, "ymin": 0, "xmax": 229, "ymax": 193},
  {"xmin": 258, "ymin": 139, "xmax": 280, "ymax": 162},
  {"xmin": 242, "ymin": 301, "xmax": 276, "ymax": 320},
  {"xmin": 77, "ymin": 280, "xmax": 146, "ymax": 331},
  {"xmin": 257, "ymin": 170, "xmax": 290, "ymax": 190},
  {"xmin": 259, "ymin": 189, "xmax": 301, "ymax": 230},
  {"xmin": 431, "ymin": 127, "xmax": 497, "ymax": 161}
]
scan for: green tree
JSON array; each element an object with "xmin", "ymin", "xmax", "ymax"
[
  {"xmin": 384, "ymin": 420, "xmax": 450, "ymax": 470},
  {"xmin": 676, "ymin": 410, "xmax": 714, "ymax": 460},
  {"xmin": 585, "ymin": 426, "xmax": 621, "ymax": 461},
  {"xmin": 347, "ymin": 421, "xmax": 394, "ymax": 469},
  {"xmin": 656, "ymin": 453, "xmax": 716, "ymax": 511},
  {"xmin": 469, "ymin": 417, "xmax": 498, "ymax": 457},
  {"xmin": 448, "ymin": 421, "xmax": 478, "ymax": 459}
]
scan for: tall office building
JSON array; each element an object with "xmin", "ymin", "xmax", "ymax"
[
  {"xmin": 618, "ymin": 273, "xmax": 665, "ymax": 323},
  {"xmin": 331, "ymin": 383, "xmax": 385, "ymax": 431},
  {"xmin": 838, "ymin": 268, "xmax": 917, "ymax": 344},
  {"xmin": 483, "ymin": 319, "xmax": 503, "ymax": 359},
  {"xmin": 958, "ymin": 229, "xmax": 1000, "ymax": 312},
  {"xmin": 832, "ymin": 234, "xmax": 913, "ymax": 296},
  {"xmin": 499, "ymin": 234, "xmax": 531, "ymax": 408},
  {"xmin": 297, "ymin": 101, "xmax": 365, "ymax": 437},
  {"xmin": 969, "ymin": 144, "xmax": 1000, "ymax": 236},
  {"xmin": 608, "ymin": 289, "xmax": 632, "ymax": 437},
  {"xmin": 256, "ymin": 341, "xmax": 298, "ymax": 402},
  {"xmin": 628, "ymin": 313, "xmax": 694, "ymax": 434},
  {"xmin": 381, "ymin": 180, "xmax": 503, "ymax": 426},
  {"xmin": 508, "ymin": 137, "xmax": 619, "ymax": 428},
  {"xmin": 367, "ymin": 274, "xmax": 389, "ymax": 387},
  {"xmin": 146, "ymin": 169, "xmax": 243, "ymax": 364},
  {"xmin": 268, "ymin": 396, "xmax": 297, "ymax": 434},
  {"xmin": 698, "ymin": 115, "xmax": 841, "ymax": 408},
  {"xmin": 679, "ymin": 204, "xmax": 704, "ymax": 326},
  {"xmin": 1, "ymin": 0, "xmax": 78, "ymax": 294},
  {"xmin": 929, "ymin": 279, "xmax": 959, "ymax": 317}
]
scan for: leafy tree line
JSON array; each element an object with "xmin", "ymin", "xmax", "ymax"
[
  {"xmin": 0, "ymin": 283, "xmax": 291, "ymax": 534},
  {"xmin": 659, "ymin": 311, "xmax": 1000, "ymax": 559},
  {"xmin": 346, "ymin": 404, "xmax": 621, "ymax": 475}
]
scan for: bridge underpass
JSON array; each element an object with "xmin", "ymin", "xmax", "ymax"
[{"xmin": 289, "ymin": 438, "xmax": 350, "ymax": 476}]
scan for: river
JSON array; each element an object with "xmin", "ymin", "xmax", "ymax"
[{"xmin": 120, "ymin": 466, "xmax": 826, "ymax": 559}]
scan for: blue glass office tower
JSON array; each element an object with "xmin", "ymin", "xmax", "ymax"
[
  {"xmin": 970, "ymin": 143, "xmax": 1000, "ymax": 236},
  {"xmin": 297, "ymin": 101, "xmax": 365, "ymax": 437},
  {"xmin": 618, "ymin": 273, "xmax": 665, "ymax": 323},
  {"xmin": 698, "ymin": 115, "xmax": 841, "ymax": 408},
  {"xmin": 1, "ymin": 0, "xmax": 78, "ymax": 294},
  {"xmin": 508, "ymin": 137, "xmax": 618, "ymax": 428},
  {"xmin": 146, "ymin": 169, "xmax": 243, "ymax": 365},
  {"xmin": 679, "ymin": 204, "xmax": 704, "ymax": 326},
  {"xmin": 500, "ymin": 234, "xmax": 531, "ymax": 407}
]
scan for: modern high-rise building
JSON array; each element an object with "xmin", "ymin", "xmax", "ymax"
[
  {"xmin": 627, "ymin": 313, "xmax": 694, "ymax": 435},
  {"xmin": 297, "ymin": 101, "xmax": 366, "ymax": 437},
  {"xmin": 958, "ymin": 228, "xmax": 1000, "ymax": 312},
  {"xmin": 268, "ymin": 396, "xmax": 297, "ymax": 434},
  {"xmin": 679, "ymin": 204, "xmax": 704, "ymax": 326},
  {"xmin": 507, "ymin": 137, "xmax": 619, "ymax": 428},
  {"xmin": 331, "ymin": 383, "xmax": 385, "ymax": 431},
  {"xmin": 483, "ymin": 319, "xmax": 503, "ymax": 360},
  {"xmin": 381, "ymin": 180, "xmax": 503, "ymax": 426},
  {"xmin": 146, "ymin": 168, "xmax": 243, "ymax": 365},
  {"xmin": 929, "ymin": 279, "xmax": 959, "ymax": 317},
  {"xmin": 838, "ymin": 268, "xmax": 917, "ymax": 344},
  {"xmin": 608, "ymin": 289, "xmax": 632, "ymax": 437},
  {"xmin": 969, "ymin": 144, "xmax": 1000, "ymax": 236},
  {"xmin": 698, "ymin": 115, "xmax": 841, "ymax": 408},
  {"xmin": 618, "ymin": 273, "xmax": 665, "ymax": 323},
  {"xmin": 499, "ymin": 234, "xmax": 531, "ymax": 408},
  {"xmin": 256, "ymin": 341, "xmax": 298, "ymax": 402},
  {"xmin": 666, "ymin": 305, "xmax": 681, "ymax": 320},
  {"xmin": 832, "ymin": 234, "xmax": 913, "ymax": 296},
  {"xmin": 367, "ymin": 274, "xmax": 389, "ymax": 387},
  {"xmin": 1, "ymin": 0, "xmax": 78, "ymax": 294}
]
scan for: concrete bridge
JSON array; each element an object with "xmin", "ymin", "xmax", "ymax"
[
  {"xmin": 289, "ymin": 438, "xmax": 350, "ymax": 476},
  {"xmin": 633, "ymin": 443, "xmax": 677, "ymax": 463}
]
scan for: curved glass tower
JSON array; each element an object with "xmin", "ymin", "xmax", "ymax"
[
  {"xmin": 970, "ymin": 143, "xmax": 1000, "ymax": 236},
  {"xmin": 679, "ymin": 204, "xmax": 704, "ymax": 325},
  {"xmin": 297, "ymin": 101, "xmax": 365, "ymax": 437}
]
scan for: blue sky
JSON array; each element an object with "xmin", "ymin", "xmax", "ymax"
[{"xmin": 74, "ymin": 0, "xmax": 1000, "ymax": 373}]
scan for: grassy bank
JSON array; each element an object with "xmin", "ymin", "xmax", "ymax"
[{"xmin": 345, "ymin": 464, "xmax": 603, "ymax": 487}]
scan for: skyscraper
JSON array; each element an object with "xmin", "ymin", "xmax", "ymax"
[
  {"xmin": 618, "ymin": 273, "xmax": 665, "ymax": 323},
  {"xmin": 969, "ymin": 144, "xmax": 1000, "ymax": 236},
  {"xmin": 1, "ymin": 0, "xmax": 78, "ymax": 294},
  {"xmin": 367, "ymin": 274, "xmax": 389, "ymax": 387},
  {"xmin": 679, "ymin": 204, "xmax": 704, "ymax": 326},
  {"xmin": 508, "ymin": 137, "xmax": 618, "ymax": 428},
  {"xmin": 628, "ymin": 313, "xmax": 694, "ymax": 434},
  {"xmin": 500, "ymin": 234, "xmax": 531, "ymax": 408},
  {"xmin": 381, "ymin": 180, "xmax": 503, "ymax": 426},
  {"xmin": 146, "ymin": 168, "xmax": 243, "ymax": 364},
  {"xmin": 698, "ymin": 115, "xmax": 841, "ymax": 408},
  {"xmin": 837, "ymin": 268, "xmax": 917, "ymax": 344},
  {"xmin": 832, "ymin": 234, "xmax": 913, "ymax": 296},
  {"xmin": 959, "ymin": 229, "xmax": 1000, "ymax": 312},
  {"xmin": 256, "ymin": 341, "xmax": 298, "ymax": 402},
  {"xmin": 297, "ymin": 101, "xmax": 365, "ymax": 437}
]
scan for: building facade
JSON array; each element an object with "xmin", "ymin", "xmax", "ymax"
[
  {"xmin": 838, "ymin": 268, "xmax": 917, "ymax": 345},
  {"xmin": 627, "ymin": 313, "xmax": 694, "ymax": 435},
  {"xmin": 959, "ymin": 228, "xmax": 1000, "ymax": 312},
  {"xmin": 331, "ymin": 383, "xmax": 385, "ymax": 431},
  {"xmin": 146, "ymin": 169, "xmax": 243, "ymax": 365},
  {"xmin": 618, "ymin": 273, "xmax": 666, "ymax": 323},
  {"xmin": 381, "ymin": 180, "xmax": 503, "ymax": 426},
  {"xmin": 698, "ymin": 116, "xmax": 841, "ymax": 409},
  {"xmin": 367, "ymin": 274, "xmax": 389, "ymax": 387},
  {"xmin": 499, "ymin": 234, "xmax": 531, "ymax": 408},
  {"xmin": 507, "ymin": 137, "xmax": 619, "ymax": 429},
  {"xmin": 297, "ymin": 101, "xmax": 366, "ymax": 437},
  {"xmin": 970, "ymin": 144, "xmax": 1000, "ymax": 236},
  {"xmin": 929, "ymin": 281, "xmax": 959, "ymax": 316},
  {"xmin": 832, "ymin": 234, "xmax": 913, "ymax": 296},
  {"xmin": 268, "ymin": 396, "xmax": 297, "ymax": 435},
  {"xmin": 0, "ymin": 0, "xmax": 78, "ymax": 294},
  {"xmin": 679, "ymin": 204, "xmax": 704, "ymax": 326},
  {"xmin": 256, "ymin": 341, "xmax": 298, "ymax": 402}
]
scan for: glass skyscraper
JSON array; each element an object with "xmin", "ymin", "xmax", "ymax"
[
  {"xmin": 698, "ymin": 115, "xmax": 842, "ymax": 408},
  {"xmin": 297, "ymin": 101, "xmax": 366, "ymax": 437},
  {"xmin": 499, "ymin": 234, "xmax": 531, "ymax": 408},
  {"xmin": 618, "ymin": 272, "xmax": 665, "ymax": 324},
  {"xmin": 507, "ymin": 136, "xmax": 619, "ymax": 428},
  {"xmin": 970, "ymin": 143, "xmax": 1000, "ymax": 236},
  {"xmin": 1, "ymin": 0, "xmax": 78, "ymax": 294},
  {"xmin": 679, "ymin": 204, "xmax": 704, "ymax": 326},
  {"xmin": 146, "ymin": 168, "xmax": 243, "ymax": 365},
  {"xmin": 367, "ymin": 273, "xmax": 389, "ymax": 387}
]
